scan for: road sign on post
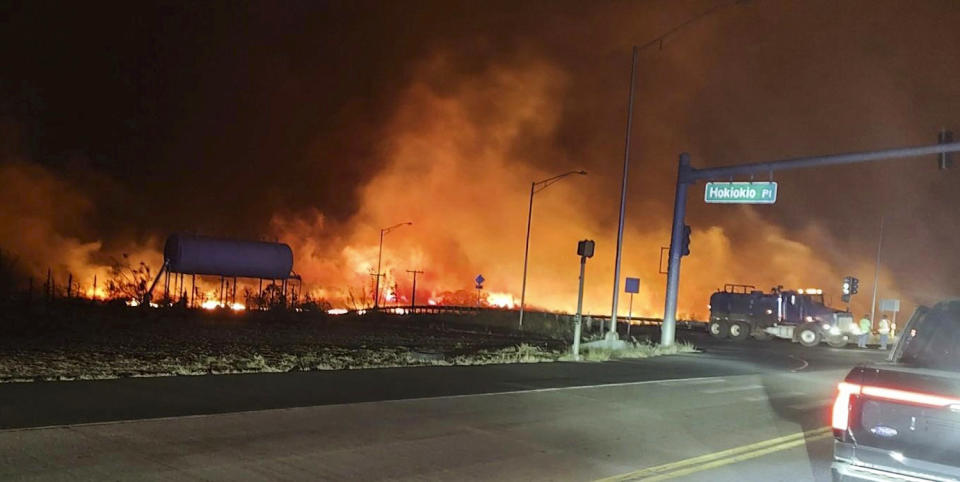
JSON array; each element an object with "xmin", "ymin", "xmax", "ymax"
[
  {"xmin": 704, "ymin": 182, "xmax": 778, "ymax": 204},
  {"xmin": 475, "ymin": 274, "xmax": 484, "ymax": 307},
  {"xmin": 879, "ymin": 299, "xmax": 900, "ymax": 312},
  {"xmin": 625, "ymin": 277, "xmax": 639, "ymax": 337}
]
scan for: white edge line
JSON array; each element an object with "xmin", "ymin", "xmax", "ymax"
[
  {"xmin": 787, "ymin": 399, "xmax": 833, "ymax": 411},
  {"xmin": 657, "ymin": 378, "xmax": 727, "ymax": 385},
  {"xmin": 0, "ymin": 375, "xmax": 731, "ymax": 434},
  {"xmin": 702, "ymin": 384, "xmax": 765, "ymax": 394}
]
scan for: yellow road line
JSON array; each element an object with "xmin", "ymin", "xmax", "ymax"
[
  {"xmin": 595, "ymin": 426, "xmax": 831, "ymax": 482},
  {"xmin": 642, "ymin": 432, "xmax": 833, "ymax": 481}
]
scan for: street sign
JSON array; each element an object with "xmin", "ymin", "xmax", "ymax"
[
  {"xmin": 704, "ymin": 182, "xmax": 778, "ymax": 204},
  {"xmin": 625, "ymin": 277, "xmax": 640, "ymax": 293},
  {"xmin": 475, "ymin": 274, "xmax": 484, "ymax": 289},
  {"xmin": 879, "ymin": 299, "xmax": 900, "ymax": 312}
]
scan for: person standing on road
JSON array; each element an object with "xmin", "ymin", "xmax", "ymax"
[
  {"xmin": 878, "ymin": 315, "xmax": 891, "ymax": 350},
  {"xmin": 858, "ymin": 314, "xmax": 872, "ymax": 348}
]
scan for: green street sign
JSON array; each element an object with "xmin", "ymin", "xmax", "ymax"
[{"xmin": 704, "ymin": 182, "xmax": 778, "ymax": 204}]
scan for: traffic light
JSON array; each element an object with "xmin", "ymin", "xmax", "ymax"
[
  {"xmin": 939, "ymin": 129, "xmax": 954, "ymax": 170},
  {"xmin": 681, "ymin": 224, "xmax": 691, "ymax": 256},
  {"xmin": 577, "ymin": 239, "xmax": 595, "ymax": 258},
  {"xmin": 842, "ymin": 276, "xmax": 859, "ymax": 297}
]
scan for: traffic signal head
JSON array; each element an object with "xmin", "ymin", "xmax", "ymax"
[
  {"xmin": 577, "ymin": 239, "xmax": 595, "ymax": 258},
  {"xmin": 842, "ymin": 276, "xmax": 851, "ymax": 295},
  {"xmin": 681, "ymin": 224, "xmax": 691, "ymax": 257},
  {"xmin": 939, "ymin": 129, "xmax": 954, "ymax": 170},
  {"xmin": 851, "ymin": 277, "xmax": 860, "ymax": 294}
]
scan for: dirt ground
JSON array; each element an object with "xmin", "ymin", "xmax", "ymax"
[{"xmin": 0, "ymin": 302, "xmax": 569, "ymax": 382}]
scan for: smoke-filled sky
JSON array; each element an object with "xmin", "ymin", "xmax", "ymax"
[{"xmin": 2, "ymin": 0, "xmax": 960, "ymax": 317}]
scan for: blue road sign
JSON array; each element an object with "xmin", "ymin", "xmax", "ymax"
[
  {"xmin": 625, "ymin": 277, "xmax": 640, "ymax": 294},
  {"xmin": 475, "ymin": 274, "xmax": 485, "ymax": 286}
]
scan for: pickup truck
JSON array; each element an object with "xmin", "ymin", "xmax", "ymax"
[{"xmin": 831, "ymin": 301, "xmax": 960, "ymax": 481}]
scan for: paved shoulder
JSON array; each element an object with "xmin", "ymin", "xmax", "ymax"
[{"xmin": 0, "ymin": 352, "xmax": 749, "ymax": 429}]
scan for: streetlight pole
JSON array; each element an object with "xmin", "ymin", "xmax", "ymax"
[
  {"xmin": 374, "ymin": 221, "xmax": 412, "ymax": 309},
  {"xmin": 609, "ymin": 46, "xmax": 639, "ymax": 339},
  {"xmin": 869, "ymin": 216, "xmax": 885, "ymax": 330},
  {"xmin": 608, "ymin": 0, "xmax": 746, "ymax": 340},
  {"xmin": 518, "ymin": 170, "xmax": 587, "ymax": 330}
]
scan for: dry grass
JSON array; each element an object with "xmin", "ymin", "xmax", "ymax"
[
  {"xmin": 0, "ymin": 339, "xmax": 699, "ymax": 382},
  {"xmin": 0, "ymin": 306, "xmax": 698, "ymax": 382},
  {"xmin": 564, "ymin": 339, "xmax": 699, "ymax": 362}
]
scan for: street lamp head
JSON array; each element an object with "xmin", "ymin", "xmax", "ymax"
[{"xmin": 382, "ymin": 221, "xmax": 414, "ymax": 234}]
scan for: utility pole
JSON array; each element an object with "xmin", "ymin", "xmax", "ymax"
[
  {"xmin": 406, "ymin": 269, "xmax": 423, "ymax": 309},
  {"xmin": 869, "ymin": 216, "xmax": 885, "ymax": 330},
  {"xmin": 374, "ymin": 221, "xmax": 413, "ymax": 309}
]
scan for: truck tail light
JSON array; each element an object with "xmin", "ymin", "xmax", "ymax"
[
  {"xmin": 860, "ymin": 385, "xmax": 960, "ymax": 408},
  {"xmin": 832, "ymin": 382, "xmax": 861, "ymax": 435},
  {"xmin": 832, "ymin": 381, "xmax": 960, "ymax": 438}
]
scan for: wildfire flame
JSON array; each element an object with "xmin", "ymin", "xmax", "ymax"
[{"xmin": 486, "ymin": 291, "xmax": 516, "ymax": 309}]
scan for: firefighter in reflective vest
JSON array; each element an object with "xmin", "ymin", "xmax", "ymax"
[
  {"xmin": 858, "ymin": 314, "xmax": 872, "ymax": 348},
  {"xmin": 878, "ymin": 315, "xmax": 891, "ymax": 350}
]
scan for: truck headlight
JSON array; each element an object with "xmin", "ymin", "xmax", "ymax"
[{"xmin": 822, "ymin": 323, "xmax": 831, "ymax": 330}]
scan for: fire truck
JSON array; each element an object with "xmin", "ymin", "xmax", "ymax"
[{"xmin": 707, "ymin": 284, "xmax": 856, "ymax": 347}]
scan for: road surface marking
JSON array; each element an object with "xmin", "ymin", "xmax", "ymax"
[
  {"xmin": 789, "ymin": 354, "xmax": 809, "ymax": 372},
  {"xmin": 743, "ymin": 391, "xmax": 807, "ymax": 402},
  {"xmin": 0, "ymin": 375, "xmax": 732, "ymax": 433},
  {"xmin": 701, "ymin": 384, "xmax": 763, "ymax": 394},
  {"xmin": 656, "ymin": 378, "xmax": 726, "ymax": 386},
  {"xmin": 787, "ymin": 399, "xmax": 832, "ymax": 411},
  {"xmin": 594, "ymin": 426, "xmax": 831, "ymax": 482}
]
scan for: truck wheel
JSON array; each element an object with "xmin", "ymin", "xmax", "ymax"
[
  {"xmin": 708, "ymin": 320, "xmax": 728, "ymax": 338},
  {"xmin": 798, "ymin": 323, "xmax": 821, "ymax": 347},
  {"xmin": 826, "ymin": 335, "xmax": 848, "ymax": 348},
  {"xmin": 729, "ymin": 322, "xmax": 751, "ymax": 341}
]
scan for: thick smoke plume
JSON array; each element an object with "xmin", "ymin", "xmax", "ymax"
[
  {"xmin": 274, "ymin": 53, "xmax": 901, "ymax": 318},
  {"xmin": 6, "ymin": 0, "xmax": 960, "ymax": 320}
]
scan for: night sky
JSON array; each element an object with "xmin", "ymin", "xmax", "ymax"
[{"xmin": 2, "ymin": 0, "xmax": 960, "ymax": 314}]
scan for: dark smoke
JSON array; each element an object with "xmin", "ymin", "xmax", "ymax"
[{"xmin": 2, "ymin": 0, "xmax": 959, "ymax": 315}]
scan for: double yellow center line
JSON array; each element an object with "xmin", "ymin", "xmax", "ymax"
[{"xmin": 595, "ymin": 426, "xmax": 832, "ymax": 481}]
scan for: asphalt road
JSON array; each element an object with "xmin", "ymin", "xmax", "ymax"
[{"xmin": 0, "ymin": 331, "xmax": 890, "ymax": 480}]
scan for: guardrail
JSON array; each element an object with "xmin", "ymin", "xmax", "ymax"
[{"xmin": 348, "ymin": 306, "xmax": 706, "ymax": 331}]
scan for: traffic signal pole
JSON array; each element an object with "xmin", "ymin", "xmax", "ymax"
[
  {"xmin": 661, "ymin": 140, "xmax": 960, "ymax": 347},
  {"xmin": 661, "ymin": 153, "xmax": 691, "ymax": 347}
]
